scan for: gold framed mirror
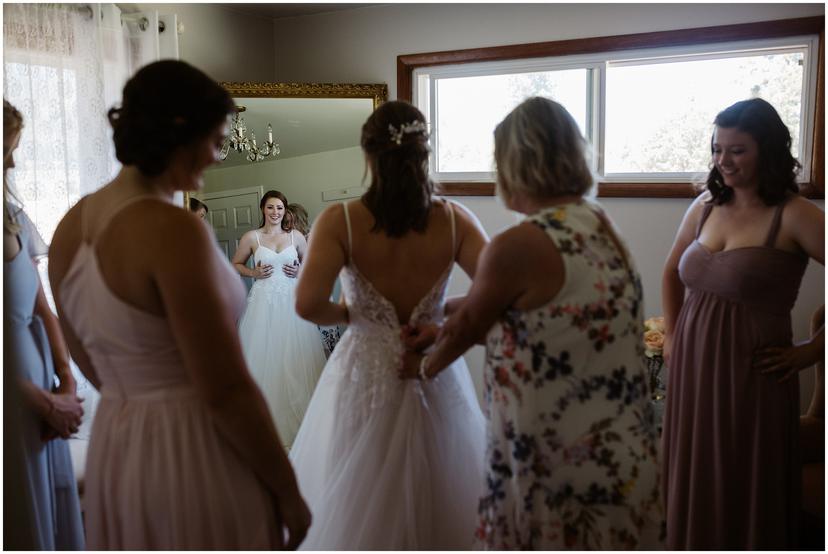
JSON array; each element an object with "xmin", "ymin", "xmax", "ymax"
[{"xmin": 189, "ymin": 82, "xmax": 387, "ymax": 267}]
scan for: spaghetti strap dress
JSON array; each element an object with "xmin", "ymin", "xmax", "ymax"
[
  {"xmin": 663, "ymin": 199, "xmax": 808, "ymax": 549},
  {"xmin": 57, "ymin": 196, "xmax": 282, "ymax": 549}
]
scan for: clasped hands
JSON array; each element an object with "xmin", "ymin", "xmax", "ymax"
[
  {"xmin": 398, "ymin": 323, "xmax": 441, "ymax": 380},
  {"xmin": 42, "ymin": 375, "xmax": 84, "ymax": 442},
  {"xmin": 253, "ymin": 260, "xmax": 300, "ymax": 279}
]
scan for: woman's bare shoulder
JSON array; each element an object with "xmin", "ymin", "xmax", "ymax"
[{"xmin": 485, "ymin": 220, "xmax": 552, "ymax": 265}]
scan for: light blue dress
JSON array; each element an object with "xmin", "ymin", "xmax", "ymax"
[{"xmin": 4, "ymin": 209, "xmax": 85, "ymax": 550}]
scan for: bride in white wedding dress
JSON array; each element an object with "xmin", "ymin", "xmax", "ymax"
[
  {"xmin": 290, "ymin": 101, "xmax": 489, "ymax": 549},
  {"xmin": 232, "ymin": 190, "xmax": 327, "ymax": 449}
]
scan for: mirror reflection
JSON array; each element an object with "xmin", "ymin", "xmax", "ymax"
[
  {"xmin": 199, "ymin": 94, "xmax": 377, "ymax": 274},
  {"xmin": 192, "ymin": 83, "xmax": 386, "ymax": 448}
]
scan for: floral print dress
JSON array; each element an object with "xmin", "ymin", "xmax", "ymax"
[{"xmin": 477, "ymin": 200, "xmax": 663, "ymax": 550}]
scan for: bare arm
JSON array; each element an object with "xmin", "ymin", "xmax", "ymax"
[
  {"xmin": 754, "ymin": 198, "xmax": 825, "ymax": 380},
  {"xmin": 662, "ymin": 197, "xmax": 705, "ymax": 364},
  {"xmin": 231, "ymin": 232, "xmax": 272, "ymax": 280},
  {"xmin": 48, "ymin": 203, "xmax": 102, "ymax": 389},
  {"xmin": 33, "ymin": 280, "xmax": 76, "ymax": 394},
  {"xmin": 33, "ymin": 274, "xmax": 85, "ymax": 440},
  {"xmin": 154, "ymin": 213, "xmax": 309, "ymax": 547},
  {"xmin": 449, "ymin": 200, "xmax": 489, "ymax": 279},
  {"xmin": 422, "ymin": 224, "xmax": 544, "ymax": 378},
  {"xmin": 295, "ymin": 204, "xmax": 349, "ymax": 326}
]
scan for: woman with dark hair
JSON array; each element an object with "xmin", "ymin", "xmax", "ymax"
[
  {"xmin": 4, "ymin": 99, "xmax": 85, "ymax": 549},
  {"xmin": 661, "ymin": 98, "xmax": 824, "ymax": 549},
  {"xmin": 188, "ymin": 196, "xmax": 208, "ymax": 219},
  {"xmin": 232, "ymin": 190, "xmax": 327, "ymax": 449},
  {"xmin": 288, "ymin": 100, "xmax": 489, "ymax": 549},
  {"xmin": 48, "ymin": 61, "xmax": 310, "ymax": 549}
]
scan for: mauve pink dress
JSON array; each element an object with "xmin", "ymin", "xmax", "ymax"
[
  {"xmin": 58, "ymin": 196, "xmax": 280, "ymax": 549},
  {"xmin": 662, "ymin": 199, "xmax": 808, "ymax": 549}
]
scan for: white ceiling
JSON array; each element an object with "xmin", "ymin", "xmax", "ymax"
[
  {"xmin": 218, "ymin": 96, "xmax": 372, "ymax": 167},
  {"xmin": 216, "ymin": 3, "xmax": 376, "ymax": 19}
]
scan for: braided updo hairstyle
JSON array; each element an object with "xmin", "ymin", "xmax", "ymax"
[
  {"xmin": 108, "ymin": 60, "xmax": 234, "ymax": 176},
  {"xmin": 360, "ymin": 100, "xmax": 433, "ymax": 237}
]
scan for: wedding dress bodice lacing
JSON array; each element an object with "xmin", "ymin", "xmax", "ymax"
[
  {"xmin": 329, "ymin": 201, "xmax": 456, "ymax": 410},
  {"xmin": 288, "ymin": 200, "xmax": 485, "ymax": 551}
]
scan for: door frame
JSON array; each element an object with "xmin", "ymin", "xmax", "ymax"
[{"xmin": 198, "ymin": 185, "xmax": 264, "ymax": 204}]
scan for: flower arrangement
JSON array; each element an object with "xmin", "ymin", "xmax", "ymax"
[
  {"xmin": 643, "ymin": 316, "xmax": 665, "ymax": 358},
  {"xmin": 643, "ymin": 316, "xmax": 667, "ymax": 417}
]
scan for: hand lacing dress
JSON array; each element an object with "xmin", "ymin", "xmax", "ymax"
[
  {"xmin": 289, "ymin": 201, "xmax": 487, "ymax": 550},
  {"xmin": 237, "ymin": 230, "xmax": 327, "ymax": 448},
  {"xmin": 663, "ymin": 199, "xmax": 808, "ymax": 549},
  {"xmin": 57, "ymin": 196, "xmax": 281, "ymax": 549}
]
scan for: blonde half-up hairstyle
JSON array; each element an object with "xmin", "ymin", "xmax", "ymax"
[
  {"xmin": 4, "ymin": 99, "xmax": 24, "ymax": 235},
  {"xmin": 494, "ymin": 97, "xmax": 593, "ymax": 204}
]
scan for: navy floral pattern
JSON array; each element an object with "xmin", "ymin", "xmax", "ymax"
[{"xmin": 477, "ymin": 201, "xmax": 663, "ymax": 550}]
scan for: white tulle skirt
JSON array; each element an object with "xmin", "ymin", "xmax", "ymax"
[
  {"xmin": 237, "ymin": 279, "xmax": 327, "ymax": 448},
  {"xmin": 289, "ymin": 329, "xmax": 487, "ymax": 550}
]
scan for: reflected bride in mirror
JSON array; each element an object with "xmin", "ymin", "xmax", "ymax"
[
  {"xmin": 189, "ymin": 81, "xmax": 387, "ymax": 446},
  {"xmin": 232, "ymin": 190, "xmax": 327, "ymax": 449}
]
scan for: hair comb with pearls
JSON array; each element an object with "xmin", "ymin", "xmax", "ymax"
[{"xmin": 388, "ymin": 120, "xmax": 428, "ymax": 145}]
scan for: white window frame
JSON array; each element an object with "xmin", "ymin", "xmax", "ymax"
[{"xmin": 413, "ymin": 34, "xmax": 819, "ymax": 185}]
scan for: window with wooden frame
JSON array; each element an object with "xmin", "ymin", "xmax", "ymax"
[{"xmin": 397, "ymin": 17, "xmax": 824, "ymax": 198}]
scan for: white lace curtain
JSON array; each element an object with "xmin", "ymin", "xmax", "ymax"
[
  {"xmin": 3, "ymin": 2, "xmax": 164, "ymax": 244},
  {"xmin": 4, "ymin": 3, "xmax": 170, "ymax": 428}
]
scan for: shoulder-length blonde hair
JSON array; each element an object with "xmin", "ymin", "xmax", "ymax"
[
  {"xmin": 4, "ymin": 99, "xmax": 24, "ymax": 235},
  {"xmin": 494, "ymin": 97, "xmax": 593, "ymax": 204}
]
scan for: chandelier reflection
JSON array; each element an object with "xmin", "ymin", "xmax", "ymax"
[{"xmin": 219, "ymin": 106, "xmax": 280, "ymax": 163}]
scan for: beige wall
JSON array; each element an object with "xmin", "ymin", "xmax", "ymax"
[
  {"xmin": 202, "ymin": 147, "xmax": 365, "ymax": 222},
  {"xmin": 271, "ymin": 3, "xmax": 825, "ymax": 405},
  {"xmin": 144, "ymin": 3, "xmax": 275, "ymax": 82}
]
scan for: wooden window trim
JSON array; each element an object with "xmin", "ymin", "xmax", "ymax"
[{"xmin": 398, "ymin": 16, "xmax": 825, "ymax": 199}]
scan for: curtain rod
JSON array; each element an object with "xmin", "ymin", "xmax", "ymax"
[{"xmin": 67, "ymin": 4, "xmax": 166, "ymax": 33}]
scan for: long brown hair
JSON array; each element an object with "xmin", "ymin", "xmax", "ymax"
[
  {"xmin": 360, "ymin": 101, "xmax": 433, "ymax": 237},
  {"xmin": 3, "ymin": 99, "xmax": 24, "ymax": 235},
  {"xmin": 705, "ymin": 98, "xmax": 800, "ymax": 206}
]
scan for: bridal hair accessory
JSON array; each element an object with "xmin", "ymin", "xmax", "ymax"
[{"xmin": 388, "ymin": 120, "xmax": 428, "ymax": 145}]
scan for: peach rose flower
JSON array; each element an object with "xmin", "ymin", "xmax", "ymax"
[
  {"xmin": 644, "ymin": 316, "xmax": 665, "ymax": 333},
  {"xmin": 643, "ymin": 329, "xmax": 665, "ymax": 358}
]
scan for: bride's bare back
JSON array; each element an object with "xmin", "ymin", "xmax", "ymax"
[{"xmin": 296, "ymin": 198, "xmax": 487, "ymax": 326}]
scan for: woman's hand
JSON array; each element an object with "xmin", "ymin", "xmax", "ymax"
[
  {"xmin": 282, "ymin": 260, "xmax": 299, "ymax": 279},
  {"xmin": 401, "ymin": 323, "xmax": 440, "ymax": 352},
  {"xmin": 398, "ymin": 348, "xmax": 425, "ymax": 380},
  {"xmin": 252, "ymin": 261, "xmax": 274, "ymax": 280},
  {"xmin": 43, "ymin": 391, "xmax": 84, "ymax": 440},
  {"xmin": 274, "ymin": 488, "xmax": 312, "ymax": 550},
  {"xmin": 754, "ymin": 341, "xmax": 822, "ymax": 382}
]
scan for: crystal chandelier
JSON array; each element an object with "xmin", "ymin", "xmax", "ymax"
[{"xmin": 219, "ymin": 106, "xmax": 280, "ymax": 163}]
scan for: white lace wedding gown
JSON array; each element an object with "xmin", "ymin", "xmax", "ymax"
[
  {"xmin": 237, "ymin": 231, "xmax": 327, "ymax": 448},
  {"xmin": 290, "ymin": 203, "xmax": 486, "ymax": 550}
]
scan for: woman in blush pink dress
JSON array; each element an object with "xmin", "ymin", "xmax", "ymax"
[
  {"xmin": 661, "ymin": 98, "xmax": 824, "ymax": 549},
  {"xmin": 48, "ymin": 60, "xmax": 310, "ymax": 550}
]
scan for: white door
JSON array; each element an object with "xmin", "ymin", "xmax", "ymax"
[{"xmin": 200, "ymin": 186, "xmax": 263, "ymax": 291}]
